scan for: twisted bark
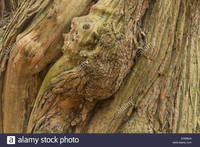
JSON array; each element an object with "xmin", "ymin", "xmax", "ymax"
[
  {"xmin": 0, "ymin": 0, "xmax": 199, "ymax": 133},
  {"xmin": 27, "ymin": 0, "xmax": 149, "ymax": 133},
  {"xmin": 0, "ymin": 0, "xmax": 95, "ymax": 133}
]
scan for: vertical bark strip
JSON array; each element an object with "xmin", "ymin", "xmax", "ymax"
[{"xmin": 115, "ymin": 0, "xmax": 199, "ymax": 133}]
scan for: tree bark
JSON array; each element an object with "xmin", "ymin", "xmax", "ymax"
[
  {"xmin": 0, "ymin": 0, "xmax": 199, "ymax": 133},
  {"xmin": 0, "ymin": 0, "xmax": 95, "ymax": 133}
]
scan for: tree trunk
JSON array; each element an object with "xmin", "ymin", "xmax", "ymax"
[{"xmin": 0, "ymin": 0, "xmax": 199, "ymax": 133}]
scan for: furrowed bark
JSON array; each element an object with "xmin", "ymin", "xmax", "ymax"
[
  {"xmin": 119, "ymin": 0, "xmax": 200, "ymax": 133},
  {"xmin": 0, "ymin": 0, "xmax": 5, "ymax": 18},
  {"xmin": 7, "ymin": 0, "xmax": 23, "ymax": 12},
  {"xmin": 1, "ymin": 0, "xmax": 199, "ymax": 133},
  {"xmin": 0, "ymin": 0, "xmax": 94, "ymax": 133},
  {"xmin": 86, "ymin": 0, "xmax": 200, "ymax": 133}
]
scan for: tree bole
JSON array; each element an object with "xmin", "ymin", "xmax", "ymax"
[{"xmin": 0, "ymin": 0, "xmax": 199, "ymax": 133}]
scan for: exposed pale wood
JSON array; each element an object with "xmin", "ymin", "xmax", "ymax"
[{"xmin": 1, "ymin": 0, "xmax": 94, "ymax": 133}]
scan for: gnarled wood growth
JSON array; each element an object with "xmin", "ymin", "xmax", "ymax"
[
  {"xmin": 0, "ymin": 0, "xmax": 199, "ymax": 133},
  {"xmin": 0, "ymin": 0, "xmax": 95, "ymax": 133},
  {"xmin": 27, "ymin": 0, "xmax": 149, "ymax": 133}
]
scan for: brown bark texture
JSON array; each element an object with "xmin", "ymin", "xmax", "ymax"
[{"xmin": 0, "ymin": 0, "xmax": 199, "ymax": 133}]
